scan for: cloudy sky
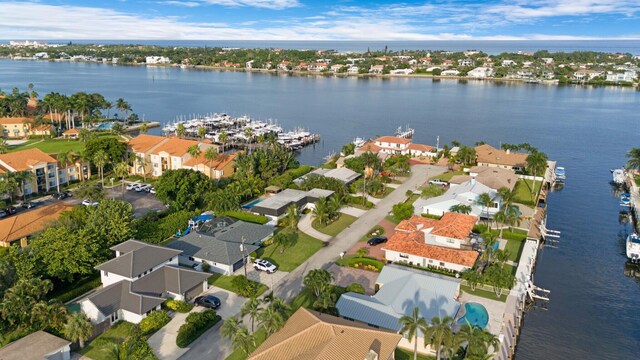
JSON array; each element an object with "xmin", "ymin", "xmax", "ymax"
[{"xmin": 0, "ymin": 0, "xmax": 638, "ymax": 40}]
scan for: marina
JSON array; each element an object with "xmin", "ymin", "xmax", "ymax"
[{"xmin": 161, "ymin": 113, "xmax": 319, "ymax": 150}]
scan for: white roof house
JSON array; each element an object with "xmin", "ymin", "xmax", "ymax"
[
  {"xmin": 414, "ymin": 179, "xmax": 500, "ymax": 218},
  {"xmin": 468, "ymin": 67, "xmax": 495, "ymax": 78}
]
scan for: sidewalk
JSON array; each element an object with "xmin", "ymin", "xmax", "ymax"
[
  {"xmin": 148, "ymin": 308, "xmax": 203, "ymax": 360},
  {"xmin": 340, "ymin": 206, "xmax": 367, "ymax": 218}
]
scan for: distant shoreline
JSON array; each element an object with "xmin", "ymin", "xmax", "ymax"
[{"xmin": 4, "ymin": 57, "xmax": 639, "ymax": 89}]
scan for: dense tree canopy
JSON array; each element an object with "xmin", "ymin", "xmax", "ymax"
[
  {"xmin": 155, "ymin": 169, "xmax": 213, "ymax": 210},
  {"xmin": 84, "ymin": 137, "xmax": 128, "ymax": 163}
]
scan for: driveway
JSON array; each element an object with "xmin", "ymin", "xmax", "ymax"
[
  {"xmin": 274, "ymin": 165, "xmax": 447, "ymax": 301},
  {"xmin": 328, "ymin": 264, "xmax": 378, "ymax": 295},
  {"xmin": 297, "ymin": 213, "xmax": 332, "ymax": 242},
  {"xmin": 203, "ymin": 286, "xmax": 248, "ymax": 320},
  {"xmin": 238, "ymin": 266, "xmax": 289, "ymax": 290},
  {"xmin": 106, "ymin": 187, "xmax": 165, "ymax": 217}
]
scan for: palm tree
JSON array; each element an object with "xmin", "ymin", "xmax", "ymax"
[
  {"xmin": 273, "ymin": 232, "xmax": 293, "ymax": 254},
  {"xmin": 475, "ymin": 192, "xmax": 493, "ymax": 228},
  {"xmin": 240, "ymin": 297, "xmax": 262, "ymax": 333},
  {"xmin": 63, "ymin": 312, "xmax": 93, "ymax": 349},
  {"xmin": 399, "ymin": 307, "xmax": 428, "ymax": 360},
  {"xmin": 15, "ymin": 170, "xmax": 34, "ymax": 202},
  {"xmin": 266, "ymin": 297, "xmax": 290, "ymax": 320},
  {"xmin": 449, "ymin": 204, "xmax": 472, "ymax": 214},
  {"xmin": 198, "ymin": 126, "xmax": 206, "ymax": 139},
  {"xmin": 204, "ymin": 147, "xmax": 219, "ymax": 179},
  {"xmin": 114, "ymin": 162, "xmax": 129, "ymax": 198},
  {"xmin": 457, "ymin": 323, "xmax": 500, "ymax": 359},
  {"xmin": 257, "ymin": 305, "xmax": 285, "ymax": 336},
  {"xmin": 187, "ymin": 144, "xmax": 202, "ymax": 159},
  {"xmin": 526, "ymin": 151, "xmax": 548, "ymax": 195},
  {"xmin": 219, "ymin": 130, "xmax": 229, "ymax": 152},
  {"xmin": 0, "ymin": 140, "xmax": 9, "ymax": 154},
  {"xmin": 244, "ymin": 127, "xmax": 254, "ymax": 151},
  {"xmin": 136, "ymin": 154, "xmax": 150, "ymax": 181},
  {"xmin": 625, "ymin": 148, "xmax": 640, "ymax": 171},
  {"xmin": 285, "ymin": 204, "xmax": 298, "ymax": 230},
  {"xmin": 93, "ymin": 150, "xmax": 109, "ymax": 187},
  {"xmin": 115, "ymin": 98, "xmax": 131, "ymax": 125},
  {"xmin": 176, "ymin": 123, "xmax": 186, "ymax": 138},
  {"xmin": 220, "ymin": 316, "xmax": 242, "ymax": 342},
  {"xmin": 231, "ymin": 326, "xmax": 255, "ymax": 355},
  {"xmin": 422, "ymin": 316, "xmax": 455, "ymax": 360},
  {"xmin": 313, "ymin": 197, "xmax": 330, "ymax": 225},
  {"xmin": 303, "ymin": 269, "xmax": 334, "ymax": 298},
  {"xmin": 140, "ymin": 122, "xmax": 149, "ymax": 134}
]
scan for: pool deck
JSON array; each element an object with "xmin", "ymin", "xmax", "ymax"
[{"xmin": 459, "ymin": 292, "xmax": 506, "ymax": 336}]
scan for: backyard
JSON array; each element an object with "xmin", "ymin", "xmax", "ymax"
[
  {"xmin": 252, "ymin": 230, "xmax": 324, "ymax": 272},
  {"xmin": 504, "ymin": 237, "xmax": 526, "ymax": 263},
  {"xmin": 513, "ymin": 178, "xmax": 543, "ymax": 205},
  {"xmin": 461, "ymin": 284, "xmax": 508, "ymax": 302},
  {"xmin": 80, "ymin": 322, "xmax": 137, "ymax": 360},
  {"xmin": 312, "ymin": 213, "xmax": 357, "ymax": 237}
]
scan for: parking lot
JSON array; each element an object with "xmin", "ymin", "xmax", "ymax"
[{"xmin": 105, "ymin": 183, "xmax": 165, "ymax": 218}]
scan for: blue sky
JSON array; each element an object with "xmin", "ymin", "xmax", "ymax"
[{"xmin": 0, "ymin": 0, "xmax": 639, "ymax": 40}]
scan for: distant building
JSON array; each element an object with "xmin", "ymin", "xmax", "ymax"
[
  {"xmin": 441, "ymin": 69, "xmax": 460, "ymax": 76},
  {"xmin": 346, "ymin": 66, "xmax": 359, "ymax": 74},
  {"xmin": 606, "ymin": 71, "xmax": 636, "ymax": 82},
  {"xmin": 475, "ymin": 143, "xmax": 528, "ymax": 171},
  {"xmin": 145, "ymin": 56, "xmax": 170, "ymax": 64},
  {"xmin": 467, "ymin": 67, "xmax": 495, "ymax": 78},
  {"xmin": 369, "ymin": 65, "xmax": 385, "ymax": 74},
  {"xmin": 501, "ymin": 59, "xmax": 516, "ymax": 67},
  {"xmin": 389, "ymin": 68, "xmax": 414, "ymax": 75},
  {"xmin": 458, "ymin": 59, "xmax": 474, "ymax": 67},
  {"xmin": 0, "ymin": 203, "xmax": 73, "ymax": 247},
  {"xmin": 251, "ymin": 188, "xmax": 334, "ymax": 221}
]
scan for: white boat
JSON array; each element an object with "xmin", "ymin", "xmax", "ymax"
[
  {"xmin": 626, "ymin": 233, "xmax": 640, "ymax": 262},
  {"xmin": 555, "ymin": 166, "xmax": 566, "ymax": 181},
  {"xmin": 612, "ymin": 168, "xmax": 626, "ymax": 184},
  {"xmin": 352, "ymin": 137, "xmax": 366, "ymax": 147}
]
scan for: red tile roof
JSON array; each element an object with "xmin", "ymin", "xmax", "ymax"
[
  {"xmin": 383, "ymin": 231, "xmax": 479, "ymax": 267},
  {"xmin": 475, "ymin": 144, "xmax": 528, "ymax": 168},
  {"xmin": 0, "ymin": 203, "xmax": 73, "ymax": 244},
  {"xmin": 183, "ymin": 151, "xmax": 236, "ymax": 169},
  {"xmin": 375, "ymin": 136, "xmax": 412, "ymax": 144},
  {"xmin": 152, "ymin": 138, "xmax": 200, "ymax": 157},
  {"xmin": 0, "ymin": 148, "xmax": 56, "ymax": 171},
  {"xmin": 128, "ymin": 134, "xmax": 168, "ymax": 154},
  {"xmin": 396, "ymin": 213, "xmax": 477, "ymax": 240},
  {"xmin": 408, "ymin": 143, "xmax": 434, "ymax": 152}
]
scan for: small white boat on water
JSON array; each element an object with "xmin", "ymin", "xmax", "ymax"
[
  {"xmin": 626, "ymin": 233, "xmax": 640, "ymax": 262},
  {"xmin": 612, "ymin": 168, "xmax": 626, "ymax": 184},
  {"xmin": 555, "ymin": 166, "xmax": 566, "ymax": 182},
  {"xmin": 352, "ymin": 137, "xmax": 366, "ymax": 147}
]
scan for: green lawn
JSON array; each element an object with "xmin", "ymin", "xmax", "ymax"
[
  {"xmin": 225, "ymin": 327, "xmax": 268, "ymax": 360},
  {"xmin": 359, "ymin": 225, "xmax": 385, "ymax": 242},
  {"xmin": 513, "ymin": 179, "xmax": 542, "ymax": 205},
  {"xmin": 504, "ymin": 238, "xmax": 526, "ymax": 263},
  {"xmin": 394, "ymin": 348, "xmax": 436, "ymax": 360},
  {"xmin": 431, "ymin": 170, "xmax": 465, "ymax": 182},
  {"xmin": 81, "ymin": 321, "xmax": 137, "ymax": 360},
  {"xmin": 312, "ymin": 214, "xmax": 357, "ymax": 237},
  {"xmin": 406, "ymin": 193, "xmax": 420, "ymax": 204},
  {"xmin": 8, "ymin": 134, "xmax": 120, "ymax": 154},
  {"xmin": 370, "ymin": 186, "xmax": 394, "ymax": 199},
  {"xmin": 252, "ymin": 230, "xmax": 324, "ymax": 272},
  {"xmin": 207, "ymin": 273, "xmax": 268, "ymax": 297},
  {"xmin": 461, "ymin": 284, "xmax": 507, "ymax": 302},
  {"xmin": 385, "ymin": 215, "xmax": 401, "ymax": 225}
]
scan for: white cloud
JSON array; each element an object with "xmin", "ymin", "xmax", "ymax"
[
  {"xmin": 158, "ymin": 1, "xmax": 201, "ymax": 7},
  {"xmin": 0, "ymin": 1, "xmax": 638, "ymax": 41},
  {"xmin": 200, "ymin": 0, "xmax": 299, "ymax": 10}
]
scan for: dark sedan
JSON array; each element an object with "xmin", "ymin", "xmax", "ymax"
[
  {"xmin": 367, "ymin": 236, "xmax": 388, "ymax": 246},
  {"xmin": 4, "ymin": 206, "xmax": 17, "ymax": 215},
  {"xmin": 194, "ymin": 295, "xmax": 221, "ymax": 309},
  {"xmin": 21, "ymin": 202, "xmax": 36, "ymax": 209},
  {"xmin": 52, "ymin": 191, "xmax": 71, "ymax": 200}
]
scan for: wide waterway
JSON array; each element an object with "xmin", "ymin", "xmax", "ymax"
[{"xmin": 1, "ymin": 59, "xmax": 639, "ymax": 359}]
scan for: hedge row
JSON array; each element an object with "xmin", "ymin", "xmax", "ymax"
[
  {"xmin": 268, "ymin": 165, "xmax": 313, "ymax": 188},
  {"xmin": 163, "ymin": 299, "xmax": 193, "ymax": 313},
  {"xmin": 140, "ymin": 310, "xmax": 171, "ymax": 335},
  {"xmin": 220, "ymin": 210, "xmax": 269, "ymax": 225},
  {"xmin": 50, "ymin": 274, "xmax": 102, "ymax": 303},
  {"xmin": 337, "ymin": 256, "xmax": 384, "ymax": 272},
  {"xmin": 176, "ymin": 310, "xmax": 221, "ymax": 348}
]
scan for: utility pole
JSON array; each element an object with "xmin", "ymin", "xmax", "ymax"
[{"xmin": 240, "ymin": 236, "xmax": 247, "ymax": 277}]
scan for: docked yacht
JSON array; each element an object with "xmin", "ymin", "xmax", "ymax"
[
  {"xmin": 626, "ymin": 233, "xmax": 640, "ymax": 262},
  {"xmin": 611, "ymin": 168, "xmax": 626, "ymax": 184},
  {"xmin": 555, "ymin": 166, "xmax": 566, "ymax": 182}
]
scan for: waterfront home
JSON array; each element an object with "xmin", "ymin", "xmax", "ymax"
[
  {"xmin": 373, "ymin": 136, "xmax": 412, "ymax": 154},
  {"xmin": 0, "ymin": 117, "xmax": 51, "ymax": 138},
  {"xmin": 336, "ymin": 265, "xmax": 461, "ymax": 355},
  {"xmin": 0, "ymin": 330, "xmax": 71, "ymax": 360},
  {"xmin": 369, "ymin": 65, "xmax": 385, "ymax": 74},
  {"xmin": 442, "ymin": 60, "xmax": 454, "ymax": 67},
  {"xmin": 82, "ymin": 240, "xmax": 209, "ymax": 327},
  {"xmin": 127, "ymin": 134, "xmax": 228, "ymax": 179},
  {"xmin": 295, "ymin": 167, "xmax": 360, "ymax": 186},
  {"xmin": 277, "ymin": 61, "xmax": 291, "ymax": 71},
  {"xmin": 347, "ymin": 66, "xmax": 359, "ymax": 74},
  {"xmin": 467, "ymin": 67, "xmax": 495, "ymax": 78},
  {"xmin": 414, "ymin": 179, "xmax": 501, "ymax": 218},
  {"xmin": 419, "ymin": 57, "xmax": 432, "ymax": 65},
  {"xmin": 475, "ymin": 144, "xmax": 528, "ymax": 171},
  {"xmin": 251, "ymin": 188, "xmax": 334, "ymax": 221},
  {"xmin": 382, "ymin": 213, "xmax": 479, "ymax": 272},
  {"xmin": 330, "ymin": 64, "xmax": 344, "ymax": 72},
  {"xmin": 449, "ymin": 166, "xmax": 518, "ymax": 191},
  {"xmin": 0, "ymin": 203, "xmax": 73, "ymax": 247},
  {"xmin": 249, "ymin": 307, "xmax": 401, "ymax": 360},
  {"xmin": 501, "ymin": 59, "xmax": 517, "ymax": 67},
  {"xmin": 166, "ymin": 218, "xmax": 274, "ymax": 274},
  {"xmin": 145, "ymin": 56, "xmax": 170, "ymax": 64},
  {"xmin": 245, "ymin": 60, "xmax": 254, "ymax": 69},
  {"xmin": 606, "ymin": 70, "xmax": 636, "ymax": 82},
  {"xmin": 356, "ymin": 136, "xmax": 436, "ymax": 159},
  {"xmin": 441, "ymin": 69, "xmax": 460, "ymax": 76},
  {"xmin": 573, "ymin": 69, "xmax": 604, "ymax": 81},
  {"xmin": 295, "ymin": 62, "xmax": 309, "ymax": 71},
  {"xmin": 390, "ymin": 68, "xmax": 414, "ymax": 75},
  {"xmin": 407, "ymin": 143, "xmax": 435, "ymax": 157},
  {"xmin": 308, "ymin": 63, "xmax": 328, "ymax": 71}
]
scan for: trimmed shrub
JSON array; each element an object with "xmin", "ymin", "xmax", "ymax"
[
  {"xmin": 231, "ymin": 275, "xmax": 259, "ymax": 297},
  {"xmin": 501, "ymin": 231, "xmax": 527, "ymax": 241},
  {"xmin": 346, "ymin": 283, "xmax": 366, "ymax": 294},
  {"xmin": 176, "ymin": 310, "xmax": 220, "ymax": 348},
  {"xmin": 201, "ymin": 261, "xmax": 211, "ymax": 273},
  {"xmin": 140, "ymin": 310, "xmax": 171, "ymax": 335},
  {"xmin": 163, "ymin": 299, "xmax": 193, "ymax": 313},
  {"xmin": 220, "ymin": 210, "xmax": 269, "ymax": 224}
]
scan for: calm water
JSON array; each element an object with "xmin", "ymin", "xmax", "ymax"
[
  {"xmin": 6, "ymin": 40, "xmax": 640, "ymax": 55},
  {"xmin": 1, "ymin": 59, "xmax": 639, "ymax": 358}
]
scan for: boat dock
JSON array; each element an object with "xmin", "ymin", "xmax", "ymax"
[
  {"xmin": 625, "ymin": 173, "xmax": 640, "ymax": 232},
  {"xmin": 124, "ymin": 121, "xmax": 160, "ymax": 133}
]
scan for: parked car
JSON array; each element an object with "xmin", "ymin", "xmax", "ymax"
[
  {"xmin": 428, "ymin": 179, "xmax": 448, "ymax": 187},
  {"xmin": 194, "ymin": 295, "xmax": 221, "ymax": 309},
  {"xmin": 0, "ymin": 210, "xmax": 6, "ymax": 218},
  {"xmin": 253, "ymin": 259, "xmax": 277, "ymax": 273},
  {"xmin": 82, "ymin": 199, "xmax": 99, "ymax": 207},
  {"xmin": 136, "ymin": 184, "xmax": 151, "ymax": 192},
  {"xmin": 147, "ymin": 187, "xmax": 156, "ymax": 194},
  {"xmin": 21, "ymin": 202, "xmax": 36, "ymax": 209},
  {"xmin": 367, "ymin": 236, "xmax": 388, "ymax": 246},
  {"xmin": 4, "ymin": 206, "xmax": 17, "ymax": 215},
  {"xmin": 52, "ymin": 191, "xmax": 70, "ymax": 200},
  {"xmin": 126, "ymin": 183, "xmax": 138, "ymax": 191}
]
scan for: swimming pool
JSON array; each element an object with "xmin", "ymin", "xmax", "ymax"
[
  {"xmin": 457, "ymin": 302, "xmax": 489, "ymax": 329},
  {"xmin": 95, "ymin": 122, "xmax": 114, "ymax": 130},
  {"xmin": 242, "ymin": 198, "xmax": 264, "ymax": 209}
]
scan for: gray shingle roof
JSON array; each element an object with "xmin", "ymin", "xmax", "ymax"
[
  {"xmin": 85, "ymin": 281, "xmax": 165, "ymax": 317},
  {"xmin": 253, "ymin": 189, "xmax": 308, "ymax": 211},
  {"xmin": 213, "ymin": 221, "xmax": 275, "ymax": 245},
  {"xmin": 336, "ymin": 265, "xmax": 461, "ymax": 332},
  {"xmin": 131, "ymin": 266, "xmax": 209, "ymax": 297},
  {"xmin": 96, "ymin": 240, "xmax": 182, "ymax": 278},
  {"xmin": 0, "ymin": 330, "xmax": 70, "ymax": 360},
  {"xmin": 167, "ymin": 233, "xmax": 260, "ymax": 265}
]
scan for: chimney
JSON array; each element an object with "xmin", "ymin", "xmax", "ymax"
[
  {"xmin": 506, "ymin": 149, "xmax": 511, "ymax": 154},
  {"xmin": 470, "ymin": 175, "xmax": 476, "ymax": 185}
]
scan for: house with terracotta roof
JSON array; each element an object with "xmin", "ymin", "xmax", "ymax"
[
  {"xmin": 249, "ymin": 307, "xmax": 401, "ymax": 360},
  {"xmin": 182, "ymin": 152, "xmax": 236, "ymax": 180},
  {"xmin": 475, "ymin": 144, "xmax": 528, "ymax": 171},
  {"xmin": 0, "ymin": 148, "xmax": 60, "ymax": 195},
  {"xmin": 383, "ymin": 213, "xmax": 479, "ymax": 272},
  {"xmin": 374, "ymin": 136, "xmax": 412, "ymax": 154},
  {"xmin": 449, "ymin": 166, "xmax": 518, "ymax": 191},
  {"xmin": 81, "ymin": 240, "xmax": 209, "ymax": 326},
  {"xmin": 0, "ymin": 203, "xmax": 73, "ymax": 247},
  {"xmin": 354, "ymin": 135, "xmax": 437, "ymax": 158},
  {"xmin": 62, "ymin": 128, "xmax": 80, "ymax": 139}
]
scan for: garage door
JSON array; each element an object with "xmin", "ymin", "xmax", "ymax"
[
  {"xmin": 232, "ymin": 259, "xmax": 244, "ymax": 272},
  {"xmin": 185, "ymin": 283, "xmax": 203, "ymax": 301}
]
